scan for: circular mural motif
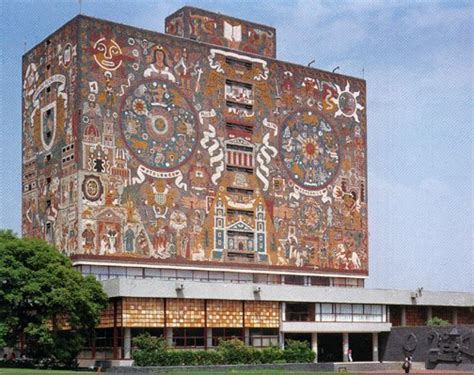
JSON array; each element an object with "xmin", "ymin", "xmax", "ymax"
[
  {"xmin": 120, "ymin": 79, "xmax": 198, "ymax": 170},
  {"xmin": 301, "ymin": 201, "xmax": 323, "ymax": 231},
  {"xmin": 338, "ymin": 92, "xmax": 356, "ymax": 116},
  {"xmin": 82, "ymin": 175, "xmax": 104, "ymax": 202},
  {"xmin": 280, "ymin": 111, "xmax": 340, "ymax": 190}
]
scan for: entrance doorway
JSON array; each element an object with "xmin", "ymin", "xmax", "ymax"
[
  {"xmin": 349, "ymin": 333, "xmax": 373, "ymax": 361},
  {"xmin": 318, "ymin": 333, "xmax": 343, "ymax": 362}
]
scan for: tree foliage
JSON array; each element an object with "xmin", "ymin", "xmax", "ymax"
[{"xmin": 0, "ymin": 230, "xmax": 108, "ymax": 366}]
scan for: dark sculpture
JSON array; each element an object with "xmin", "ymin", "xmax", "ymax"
[{"xmin": 426, "ymin": 327, "xmax": 473, "ymax": 369}]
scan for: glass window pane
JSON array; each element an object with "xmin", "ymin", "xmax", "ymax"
[
  {"xmin": 193, "ymin": 270, "xmax": 208, "ymax": 281},
  {"xmin": 91, "ymin": 265, "xmax": 109, "ymax": 275},
  {"xmin": 144, "ymin": 268, "xmax": 161, "ymax": 277},
  {"xmin": 209, "ymin": 271, "xmax": 224, "ymax": 281},
  {"xmin": 224, "ymin": 272, "xmax": 239, "ymax": 281},
  {"xmin": 353, "ymin": 304, "xmax": 363, "ymax": 314},
  {"xmin": 162, "ymin": 269, "xmax": 177, "ymax": 279},
  {"xmin": 321, "ymin": 304, "xmax": 332, "ymax": 313},
  {"xmin": 177, "ymin": 270, "xmax": 193, "ymax": 279},
  {"xmin": 239, "ymin": 273, "xmax": 253, "ymax": 282},
  {"xmin": 341, "ymin": 304, "xmax": 352, "ymax": 314},
  {"xmin": 127, "ymin": 267, "xmax": 142, "ymax": 276}
]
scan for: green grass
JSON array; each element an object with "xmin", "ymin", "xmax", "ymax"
[
  {"xmin": 0, "ymin": 370, "xmax": 345, "ymax": 375},
  {"xmin": 185, "ymin": 372, "xmax": 334, "ymax": 375},
  {"xmin": 0, "ymin": 370, "xmax": 96, "ymax": 374}
]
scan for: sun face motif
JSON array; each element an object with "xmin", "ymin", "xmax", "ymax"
[
  {"xmin": 93, "ymin": 37, "xmax": 123, "ymax": 71},
  {"xmin": 132, "ymin": 98, "xmax": 147, "ymax": 115},
  {"xmin": 334, "ymin": 81, "xmax": 364, "ymax": 123},
  {"xmin": 301, "ymin": 138, "xmax": 319, "ymax": 160}
]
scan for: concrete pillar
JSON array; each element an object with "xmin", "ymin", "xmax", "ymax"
[
  {"xmin": 166, "ymin": 327, "xmax": 173, "ymax": 347},
  {"xmin": 342, "ymin": 332, "xmax": 349, "ymax": 362},
  {"xmin": 372, "ymin": 332, "xmax": 379, "ymax": 362},
  {"xmin": 452, "ymin": 308, "xmax": 458, "ymax": 325},
  {"xmin": 279, "ymin": 331, "xmax": 285, "ymax": 350},
  {"xmin": 123, "ymin": 327, "xmax": 131, "ymax": 359},
  {"xmin": 311, "ymin": 333, "xmax": 318, "ymax": 363},
  {"xmin": 206, "ymin": 328, "xmax": 213, "ymax": 348},
  {"xmin": 401, "ymin": 306, "xmax": 407, "ymax": 326},
  {"xmin": 281, "ymin": 302, "xmax": 286, "ymax": 322},
  {"xmin": 244, "ymin": 328, "xmax": 250, "ymax": 346},
  {"xmin": 427, "ymin": 306, "xmax": 433, "ymax": 322}
]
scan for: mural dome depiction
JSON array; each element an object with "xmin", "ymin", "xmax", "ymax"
[
  {"xmin": 119, "ymin": 79, "xmax": 198, "ymax": 170},
  {"xmin": 280, "ymin": 111, "xmax": 340, "ymax": 190}
]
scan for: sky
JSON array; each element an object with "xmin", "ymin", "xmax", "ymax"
[{"xmin": 0, "ymin": 0, "xmax": 472, "ymax": 293}]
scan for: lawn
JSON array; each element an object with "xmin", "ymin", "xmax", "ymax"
[
  {"xmin": 0, "ymin": 370, "xmax": 340, "ymax": 375},
  {"xmin": 156, "ymin": 371, "xmax": 333, "ymax": 375},
  {"xmin": 0, "ymin": 370, "xmax": 96, "ymax": 375}
]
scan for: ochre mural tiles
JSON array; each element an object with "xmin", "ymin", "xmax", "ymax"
[{"xmin": 23, "ymin": 13, "xmax": 368, "ymax": 276}]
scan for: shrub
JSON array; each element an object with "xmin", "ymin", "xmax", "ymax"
[
  {"xmin": 131, "ymin": 334, "xmax": 314, "ymax": 366},
  {"xmin": 261, "ymin": 346, "xmax": 285, "ymax": 363},
  {"xmin": 132, "ymin": 333, "xmax": 168, "ymax": 366},
  {"xmin": 217, "ymin": 338, "xmax": 254, "ymax": 364},
  {"xmin": 194, "ymin": 349, "xmax": 223, "ymax": 365},
  {"xmin": 283, "ymin": 339, "xmax": 315, "ymax": 363},
  {"xmin": 426, "ymin": 316, "xmax": 450, "ymax": 326}
]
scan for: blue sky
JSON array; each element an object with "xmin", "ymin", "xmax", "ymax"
[{"xmin": 0, "ymin": 0, "xmax": 472, "ymax": 292}]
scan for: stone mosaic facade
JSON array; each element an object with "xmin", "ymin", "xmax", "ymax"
[
  {"xmin": 22, "ymin": 8, "xmax": 368, "ymax": 276},
  {"xmin": 165, "ymin": 7, "xmax": 276, "ymax": 58}
]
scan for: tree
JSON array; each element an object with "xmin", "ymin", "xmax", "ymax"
[{"xmin": 0, "ymin": 230, "xmax": 108, "ymax": 366}]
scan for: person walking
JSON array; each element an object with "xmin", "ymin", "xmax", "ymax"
[
  {"xmin": 402, "ymin": 355, "xmax": 412, "ymax": 373},
  {"xmin": 348, "ymin": 348, "xmax": 353, "ymax": 362}
]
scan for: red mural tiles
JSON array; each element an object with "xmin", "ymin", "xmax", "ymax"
[{"xmin": 22, "ymin": 8, "xmax": 368, "ymax": 276}]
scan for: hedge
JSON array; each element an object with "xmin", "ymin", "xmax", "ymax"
[{"xmin": 132, "ymin": 334, "xmax": 315, "ymax": 366}]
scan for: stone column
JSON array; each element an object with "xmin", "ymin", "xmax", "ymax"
[
  {"xmin": 281, "ymin": 302, "xmax": 286, "ymax": 322},
  {"xmin": 401, "ymin": 306, "xmax": 407, "ymax": 326},
  {"xmin": 342, "ymin": 332, "xmax": 349, "ymax": 362},
  {"xmin": 244, "ymin": 328, "xmax": 250, "ymax": 346},
  {"xmin": 206, "ymin": 328, "xmax": 213, "ymax": 348},
  {"xmin": 123, "ymin": 327, "xmax": 131, "ymax": 360},
  {"xmin": 311, "ymin": 332, "xmax": 318, "ymax": 363},
  {"xmin": 372, "ymin": 332, "xmax": 379, "ymax": 362},
  {"xmin": 427, "ymin": 306, "xmax": 433, "ymax": 322},
  {"xmin": 166, "ymin": 327, "xmax": 173, "ymax": 347},
  {"xmin": 452, "ymin": 308, "xmax": 458, "ymax": 325}
]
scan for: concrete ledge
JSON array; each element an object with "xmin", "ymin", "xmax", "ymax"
[
  {"xmin": 107, "ymin": 363, "xmax": 333, "ymax": 373},
  {"xmin": 281, "ymin": 321, "xmax": 392, "ymax": 333},
  {"xmin": 106, "ymin": 361, "xmax": 421, "ymax": 373},
  {"xmin": 101, "ymin": 278, "xmax": 474, "ymax": 306}
]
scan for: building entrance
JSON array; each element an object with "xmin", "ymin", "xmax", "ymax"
[
  {"xmin": 318, "ymin": 333, "xmax": 343, "ymax": 362},
  {"xmin": 349, "ymin": 333, "xmax": 373, "ymax": 361}
]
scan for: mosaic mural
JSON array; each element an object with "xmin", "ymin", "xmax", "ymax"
[
  {"xmin": 23, "ymin": 10, "xmax": 368, "ymax": 275},
  {"xmin": 22, "ymin": 19, "xmax": 79, "ymax": 254},
  {"xmin": 165, "ymin": 7, "xmax": 276, "ymax": 58}
]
